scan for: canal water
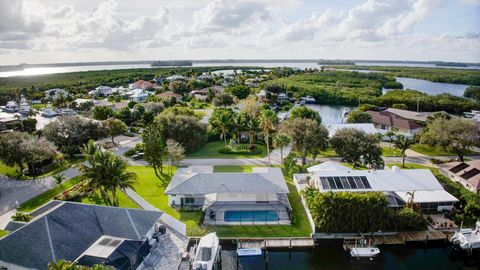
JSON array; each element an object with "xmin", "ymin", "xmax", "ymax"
[
  {"xmin": 304, "ymin": 104, "xmax": 355, "ymax": 124},
  {"xmin": 393, "ymin": 77, "xmax": 469, "ymax": 97},
  {"xmin": 220, "ymin": 241, "xmax": 479, "ymax": 270}
]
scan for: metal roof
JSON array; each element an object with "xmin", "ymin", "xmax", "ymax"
[
  {"xmin": 165, "ymin": 166, "xmax": 289, "ymax": 195},
  {"xmin": 0, "ymin": 201, "xmax": 164, "ymax": 269}
]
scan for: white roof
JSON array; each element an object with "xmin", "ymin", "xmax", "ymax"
[
  {"xmin": 307, "ymin": 161, "xmax": 350, "ymax": 172},
  {"xmin": 396, "ymin": 190, "xmax": 458, "ymax": 203},
  {"xmin": 311, "ymin": 168, "xmax": 458, "ymax": 203},
  {"xmin": 326, "ymin": 123, "xmax": 377, "ymax": 137}
]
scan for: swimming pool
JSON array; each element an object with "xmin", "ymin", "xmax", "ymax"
[{"xmin": 224, "ymin": 210, "xmax": 279, "ymax": 222}]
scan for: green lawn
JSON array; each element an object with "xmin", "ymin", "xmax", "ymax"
[
  {"xmin": 0, "ymin": 162, "xmax": 18, "ymax": 177},
  {"xmin": 188, "ymin": 141, "xmax": 267, "ymax": 159},
  {"xmin": 386, "ymin": 163, "xmax": 433, "ymax": 170},
  {"xmin": 411, "ymin": 144, "xmax": 479, "ymax": 156},
  {"xmin": 381, "ymin": 146, "xmax": 402, "ymax": 157},
  {"xmin": 128, "ymin": 165, "xmax": 312, "ymax": 237},
  {"xmin": 213, "ymin": 165, "xmax": 254, "ymax": 172},
  {"xmin": 81, "ymin": 191, "xmax": 140, "ymax": 209},
  {"xmin": 0, "ymin": 230, "xmax": 8, "ymax": 238},
  {"xmin": 18, "ymin": 176, "xmax": 83, "ymax": 212},
  {"xmin": 292, "ymin": 147, "xmax": 339, "ymax": 158},
  {"xmin": 31, "ymin": 103, "xmax": 47, "ymax": 110},
  {"xmin": 0, "ymin": 158, "xmax": 83, "ymax": 180}
]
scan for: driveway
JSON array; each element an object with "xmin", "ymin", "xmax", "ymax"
[{"xmin": 0, "ymin": 167, "xmax": 80, "ymax": 216}]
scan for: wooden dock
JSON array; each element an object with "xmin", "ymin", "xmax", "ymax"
[
  {"xmin": 371, "ymin": 231, "xmax": 448, "ymax": 245},
  {"xmin": 207, "ymin": 237, "xmax": 314, "ymax": 249}
]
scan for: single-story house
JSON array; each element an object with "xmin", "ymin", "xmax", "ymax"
[
  {"xmin": 45, "ymin": 88, "xmax": 69, "ymax": 100},
  {"xmin": 438, "ymin": 160, "xmax": 480, "ymax": 194},
  {"xmin": 0, "ymin": 201, "xmax": 187, "ymax": 270},
  {"xmin": 156, "ymin": 91, "xmax": 182, "ymax": 101},
  {"xmin": 89, "ymin": 86, "xmax": 113, "ymax": 96},
  {"xmin": 294, "ymin": 165, "xmax": 458, "ymax": 212},
  {"xmin": 366, "ymin": 110, "xmax": 423, "ymax": 136},
  {"xmin": 384, "ymin": 108, "xmax": 451, "ymax": 123},
  {"xmin": 127, "ymin": 89, "xmax": 154, "ymax": 102},
  {"xmin": 197, "ymin": 73, "xmax": 213, "ymax": 80},
  {"xmin": 129, "ymin": 80, "xmax": 155, "ymax": 90},
  {"xmin": 326, "ymin": 123, "xmax": 377, "ymax": 138},
  {"xmin": 166, "ymin": 75, "xmax": 187, "ymax": 81},
  {"xmin": 165, "ymin": 166, "xmax": 292, "ymax": 225}
]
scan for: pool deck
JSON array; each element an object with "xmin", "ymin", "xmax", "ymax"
[{"xmin": 203, "ymin": 202, "xmax": 291, "ymax": 225}]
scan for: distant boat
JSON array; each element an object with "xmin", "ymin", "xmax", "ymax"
[
  {"xmin": 300, "ymin": 96, "xmax": 316, "ymax": 104},
  {"xmin": 192, "ymin": 232, "xmax": 220, "ymax": 270},
  {"xmin": 464, "ymin": 110, "xmax": 480, "ymax": 118},
  {"xmin": 237, "ymin": 248, "xmax": 262, "ymax": 257},
  {"xmin": 41, "ymin": 108, "xmax": 58, "ymax": 117},
  {"xmin": 451, "ymin": 221, "xmax": 480, "ymax": 251}
]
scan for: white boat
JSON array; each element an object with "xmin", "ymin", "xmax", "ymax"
[
  {"xmin": 464, "ymin": 110, "xmax": 480, "ymax": 118},
  {"xmin": 300, "ymin": 96, "xmax": 316, "ymax": 104},
  {"xmin": 350, "ymin": 247, "xmax": 381, "ymax": 258},
  {"xmin": 192, "ymin": 232, "xmax": 220, "ymax": 270},
  {"xmin": 451, "ymin": 221, "xmax": 480, "ymax": 250},
  {"xmin": 18, "ymin": 96, "xmax": 31, "ymax": 115},
  {"xmin": 41, "ymin": 108, "xmax": 58, "ymax": 117},
  {"xmin": 4, "ymin": 101, "xmax": 18, "ymax": 112},
  {"xmin": 237, "ymin": 248, "xmax": 262, "ymax": 257},
  {"xmin": 344, "ymin": 237, "xmax": 380, "ymax": 260}
]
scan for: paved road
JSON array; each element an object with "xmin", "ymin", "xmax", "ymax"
[{"xmin": 0, "ymin": 167, "xmax": 80, "ymax": 216}]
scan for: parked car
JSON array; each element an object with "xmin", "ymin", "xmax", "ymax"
[{"xmin": 131, "ymin": 152, "xmax": 144, "ymax": 160}]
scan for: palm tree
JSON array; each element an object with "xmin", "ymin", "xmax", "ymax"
[
  {"xmin": 273, "ymin": 134, "xmax": 290, "ymax": 165},
  {"xmin": 104, "ymin": 156, "xmax": 138, "ymax": 206},
  {"xmin": 259, "ymin": 110, "xmax": 277, "ymax": 166},
  {"xmin": 385, "ymin": 130, "xmax": 396, "ymax": 148},
  {"xmin": 210, "ymin": 109, "xmax": 233, "ymax": 146},
  {"xmin": 232, "ymin": 112, "xmax": 246, "ymax": 143},
  {"xmin": 393, "ymin": 134, "xmax": 413, "ymax": 168},
  {"xmin": 80, "ymin": 141, "xmax": 138, "ymax": 206},
  {"xmin": 244, "ymin": 114, "xmax": 259, "ymax": 149},
  {"xmin": 53, "ymin": 173, "xmax": 66, "ymax": 186}
]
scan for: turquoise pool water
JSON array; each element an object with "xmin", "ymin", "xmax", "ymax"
[{"xmin": 224, "ymin": 210, "xmax": 279, "ymax": 222}]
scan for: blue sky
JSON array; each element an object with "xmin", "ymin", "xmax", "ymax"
[{"xmin": 0, "ymin": 0, "xmax": 479, "ymax": 65}]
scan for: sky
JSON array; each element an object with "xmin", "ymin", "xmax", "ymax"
[{"xmin": 0, "ymin": 0, "xmax": 479, "ymax": 65}]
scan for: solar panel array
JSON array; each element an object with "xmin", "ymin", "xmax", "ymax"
[
  {"xmin": 318, "ymin": 176, "xmax": 372, "ymax": 190},
  {"xmin": 460, "ymin": 168, "xmax": 480, "ymax": 180},
  {"xmin": 449, "ymin": 162, "xmax": 469, "ymax": 173}
]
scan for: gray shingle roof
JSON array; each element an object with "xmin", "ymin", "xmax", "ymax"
[
  {"xmin": 164, "ymin": 167, "xmax": 289, "ymax": 195},
  {"xmin": 0, "ymin": 201, "xmax": 163, "ymax": 269}
]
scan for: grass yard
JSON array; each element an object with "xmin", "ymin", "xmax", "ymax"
[
  {"xmin": 410, "ymin": 144, "xmax": 479, "ymax": 156},
  {"xmin": 213, "ymin": 165, "xmax": 254, "ymax": 173},
  {"xmin": 0, "ymin": 158, "xmax": 83, "ymax": 179},
  {"xmin": 381, "ymin": 147, "xmax": 402, "ymax": 157},
  {"xmin": 128, "ymin": 165, "xmax": 312, "ymax": 237},
  {"xmin": 0, "ymin": 230, "xmax": 8, "ymax": 238},
  {"xmin": 31, "ymin": 103, "xmax": 47, "ymax": 110},
  {"xmin": 0, "ymin": 162, "xmax": 18, "ymax": 177},
  {"xmin": 188, "ymin": 141, "xmax": 267, "ymax": 159},
  {"xmin": 81, "ymin": 191, "xmax": 140, "ymax": 209},
  {"xmin": 386, "ymin": 163, "xmax": 433, "ymax": 170},
  {"xmin": 292, "ymin": 147, "xmax": 339, "ymax": 158},
  {"xmin": 18, "ymin": 176, "xmax": 83, "ymax": 212}
]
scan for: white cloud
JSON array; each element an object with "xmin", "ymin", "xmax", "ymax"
[{"xmin": 0, "ymin": 0, "xmax": 479, "ymax": 64}]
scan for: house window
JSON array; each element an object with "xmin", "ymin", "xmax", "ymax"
[
  {"xmin": 185, "ymin": 197, "xmax": 195, "ymax": 204},
  {"xmin": 381, "ymin": 125, "xmax": 386, "ymax": 129}
]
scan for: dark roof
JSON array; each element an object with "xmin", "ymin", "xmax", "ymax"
[
  {"xmin": 0, "ymin": 201, "xmax": 163, "ymax": 269},
  {"xmin": 4, "ymin": 221, "xmax": 26, "ymax": 232},
  {"xmin": 366, "ymin": 110, "xmax": 423, "ymax": 130}
]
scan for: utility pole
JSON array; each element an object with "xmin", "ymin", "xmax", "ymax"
[{"xmin": 416, "ymin": 96, "xmax": 420, "ymax": 112}]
